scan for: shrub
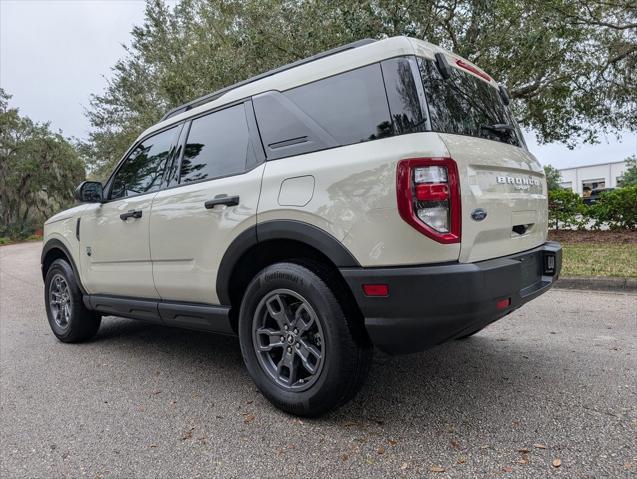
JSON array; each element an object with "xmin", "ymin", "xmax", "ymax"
[
  {"xmin": 548, "ymin": 189, "xmax": 585, "ymax": 230},
  {"xmin": 588, "ymin": 186, "xmax": 637, "ymax": 230}
]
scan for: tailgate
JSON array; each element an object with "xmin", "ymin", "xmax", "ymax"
[{"xmin": 439, "ymin": 133, "xmax": 548, "ymax": 263}]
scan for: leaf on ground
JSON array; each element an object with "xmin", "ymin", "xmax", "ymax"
[
  {"xmin": 377, "ymin": 446, "xmax": 386, "ymax": 455},
  {"xmin": 341, "ymin": 453, "xmax": 350, "ymax": 462},
  {"xmin": 457, "ymin": 457, "xmax": 467, "ymax": 464},
  {"xmin": 518, "ymin": 448, "xmax": 530, "ymax": 453},
  {"xmin": 503, "ymin": 466, "xmax": 513, "ymax": 472},
  {"xmin": 430, "ymin": 466, "xmax": 446, "ymax": 473},
  {"xmin": 387, "ymin": 438, "xmax": 398, "ymax": 446},
  {"xmin": 552, "ymin": 458, "xmax": 562, "ymax": 468},
  {"xmin": 243, "ymin": 414, "xmax": 255, "ymax": 424},
  {"xmin": 149, "ymin": 444, "xmax": 157, "ymax": 448},
  {"xmin": 450, "ymin": 439, "xmax": 460, "ymax": 450},
  {"xmin": 180, "ymin": 427, "xmax": 195, "ymax": 440},
  {"xmin": 516, "ymin": 457, "xmax": 529, "ymax": 464},
  {"xmin": 533, "ymin": 443, "xmax": 547, "ymax": 449}
]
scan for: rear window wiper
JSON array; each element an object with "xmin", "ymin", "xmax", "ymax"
[{"xmin": 480, "ymin": 123, "xmax": 515, "ymax": 132}]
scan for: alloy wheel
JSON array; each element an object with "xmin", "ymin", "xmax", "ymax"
[
  {"xmin": 252, "ymin": 289, "xmax": 325, "ymax": 391},
  {"xmin": 49, "ymin": 273, "xmax": 72, "ymax": 329}
]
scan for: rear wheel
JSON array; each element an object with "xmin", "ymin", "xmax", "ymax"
[
  {"xmin": 44, "ymin": 259, "xmax": 101, "ymax": 342},
  {"xmin": 238, "ymin": 262, "xmax": 371, "ymax": 417}
]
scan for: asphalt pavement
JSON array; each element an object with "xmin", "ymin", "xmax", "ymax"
[{"xmin": 1, "ymin": 242, "xmax": 635, "ymax": 478}]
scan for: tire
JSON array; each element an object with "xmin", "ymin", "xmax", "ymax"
[
  {"xmin": 238, "ymin": 262, "xmax": 372, "ymax": 417},
  {"xmin": 44, "ymin": 258, "xmax": 101, "ymax": 343}
]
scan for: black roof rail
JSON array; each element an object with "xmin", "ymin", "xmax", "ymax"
[{"xmin": 160, "ymin": 38, "xmax": 377, "ymax": 121}]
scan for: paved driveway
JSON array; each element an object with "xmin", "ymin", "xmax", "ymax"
[{"xmin": 1, "ymin": 242, "xmax": 635, "ymax": 478}]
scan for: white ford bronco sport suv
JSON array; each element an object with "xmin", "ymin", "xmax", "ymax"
[{"xmin": 42, "ymin": 37, "xmax": 561, "ymax": 416}]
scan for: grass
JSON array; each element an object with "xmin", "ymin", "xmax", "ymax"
[{"xmin": 561, "ymin": 243, "xmax": 637, "ymax": 278}]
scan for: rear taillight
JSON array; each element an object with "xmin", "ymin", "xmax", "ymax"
[{"xmin": 396, "ymin": 158, "xmax": 461, "ymax": 244}]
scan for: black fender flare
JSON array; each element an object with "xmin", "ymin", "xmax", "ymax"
[
  {"xmin": 216, "ymin": 220, "xmax": 360, "ymax": 304},
  {"xmin": 41, "ymin": 238, "xmax": 87, "ymax": 295}
]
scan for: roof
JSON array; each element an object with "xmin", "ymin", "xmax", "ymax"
[{"xmin": 137, "ymin": 36, "xmax": 496, "ymax": 141}]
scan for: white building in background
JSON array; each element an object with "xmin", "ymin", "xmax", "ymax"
[{"xmin": 558, "ymin": 160, "xmax": 628, "ymax": 196}]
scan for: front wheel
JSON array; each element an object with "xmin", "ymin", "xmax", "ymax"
[
  {"xmin": 238, "ymin": 262, "xmax": 371, "ymax": 417},
  {"xmin": 44, "ymin": 259, "xmax": 101, "ymax": 343}
]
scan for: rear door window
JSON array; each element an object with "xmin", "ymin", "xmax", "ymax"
[
  {"xmin": 180, "ymin": 103, "xmax": 256, "ymax": 183},
  {"xmin": 417, "ymin": 57, "xmax": 523, "ymax": 146}
]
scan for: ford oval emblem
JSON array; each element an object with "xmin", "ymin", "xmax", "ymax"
[{"xmin": 471, "ymin": 208, "xmax": 487, "ymax": 221}]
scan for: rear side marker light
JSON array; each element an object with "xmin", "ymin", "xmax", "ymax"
[
  {"xmin": 396, "ymin": 158, "xmax": 461, "ymax": 244},
  {"xmin": 363, "ymin": 284, "xmax": 389, "ymax": 297},
  {"xmin": 496, "ymin": 298, "xmax": 511, "ymax": 310}
]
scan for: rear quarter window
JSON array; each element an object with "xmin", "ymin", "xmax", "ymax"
[{"xmin": 253, "ymin": 64, "xmax": 393, "ymax": 159}]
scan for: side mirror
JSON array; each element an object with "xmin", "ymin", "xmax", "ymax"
[{"xmin": 74, "ymin": 181, "xmax": 103, "ymax": 203}]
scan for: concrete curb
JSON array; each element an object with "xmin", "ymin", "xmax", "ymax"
[{"xmin": 554, "ymin": 276, "xmax": 637, "ymax": 292}]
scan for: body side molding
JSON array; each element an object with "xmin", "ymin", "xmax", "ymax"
[{"xmin": 86, "ymin": 294, "xmax": 234, "ymax": 334}]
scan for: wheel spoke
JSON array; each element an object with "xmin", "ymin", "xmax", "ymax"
[
  {"xmin": 294, "ymin": 303, "xmax": 316, "ymax": 333},
  {"xmin": 296, "ymin": 338, "xmax": 322, "ymax": 375},
  {"xmin": 256, "ymin": 328, "xmax": 285, "ymax": 351},
  {"xmin": 265, "ymin": 294, "xmax": 291, "ymax": 329},
  {"xmin": 276, "ymin": 351, "xmax": 297, "ymax": 386}
]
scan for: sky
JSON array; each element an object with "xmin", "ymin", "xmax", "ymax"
[{"xmin": 1, "ymin": 0, "xmax": 635, "ymax": 170}]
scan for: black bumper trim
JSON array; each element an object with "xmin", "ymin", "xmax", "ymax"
[{"xmin": 340, "ymin": 242, "xmax": 562, "ymax": 354}]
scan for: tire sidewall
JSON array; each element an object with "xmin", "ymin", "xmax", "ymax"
[{"xmin": 238, "ymin": 263, "xmax": 352, "ymax": 414}]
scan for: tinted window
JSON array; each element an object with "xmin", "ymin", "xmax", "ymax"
[
  {"xmin": 110, "ymin": 126, "xmax": 179, "ymax": 200},
  {"xmin": 381, "ymin": 57, "xmax": 427, "ymax": 135},
  {"xmin": 417, "ymin": 58, "xmax": 523, "ymax": 146},
  {"xmin": 285, "ymin": 64, "xmax": 392, "ymax": 145},
  {"xmin": 180, "ymin": 104, "xmax": 254, "ymax": 183}
]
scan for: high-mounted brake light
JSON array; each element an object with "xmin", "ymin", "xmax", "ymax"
[
  {"xmin": 455, "ymin": 59, "xmax": 492, "ymax": 82},
  {"xmin": 396, "ymin": 158, "xmax": 461, "ymax": 244}
]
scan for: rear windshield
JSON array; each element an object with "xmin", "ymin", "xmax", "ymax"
[{"xmin": 417, "ymin": 57, "xmax": 524, "ymax": 147}]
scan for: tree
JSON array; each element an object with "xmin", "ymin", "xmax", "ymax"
[
  {"xmin": 0, "ymin": 89, "xmax": 85, "ymax": 237},
  {"xmin": 82, "ymin": 0, "xmax": 637, "ymax": 178},
  {"xmin": 543, "ymin": 164, "xmax": 563, "ymax": 191},
  {"xmin": 618, "ymin": 155, "xmax": 637, "ymax": 187}
]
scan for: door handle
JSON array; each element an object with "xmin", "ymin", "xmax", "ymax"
[
  {"xmin": 120, "ymin": 209, "xmax": 143, "ymax": 221},
  {"xmin": 204, "ymin": 195, "xmax": 240, "ymax": 209}
]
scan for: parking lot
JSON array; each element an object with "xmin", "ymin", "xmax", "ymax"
[{"xmin": 1, "ymin": 242, "xmax": 635, "ymax": 478}]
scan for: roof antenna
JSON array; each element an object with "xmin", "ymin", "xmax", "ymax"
[{"xmin": 434, "ymin": 53, "xmax": 451, "ymax": 80}]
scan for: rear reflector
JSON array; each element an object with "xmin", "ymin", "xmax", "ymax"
[
  {"xmin": 496, "ymin": 298, "xmax": 511, "ymax": 310},
  {"xmin": 363, "ymin": 284, "xmax": 389, "ymax": 297}
]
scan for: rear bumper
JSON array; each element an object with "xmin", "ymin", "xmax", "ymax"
[{"xmin": 340, "ymin": 241, "xmax": 562, "ymax": 354}]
